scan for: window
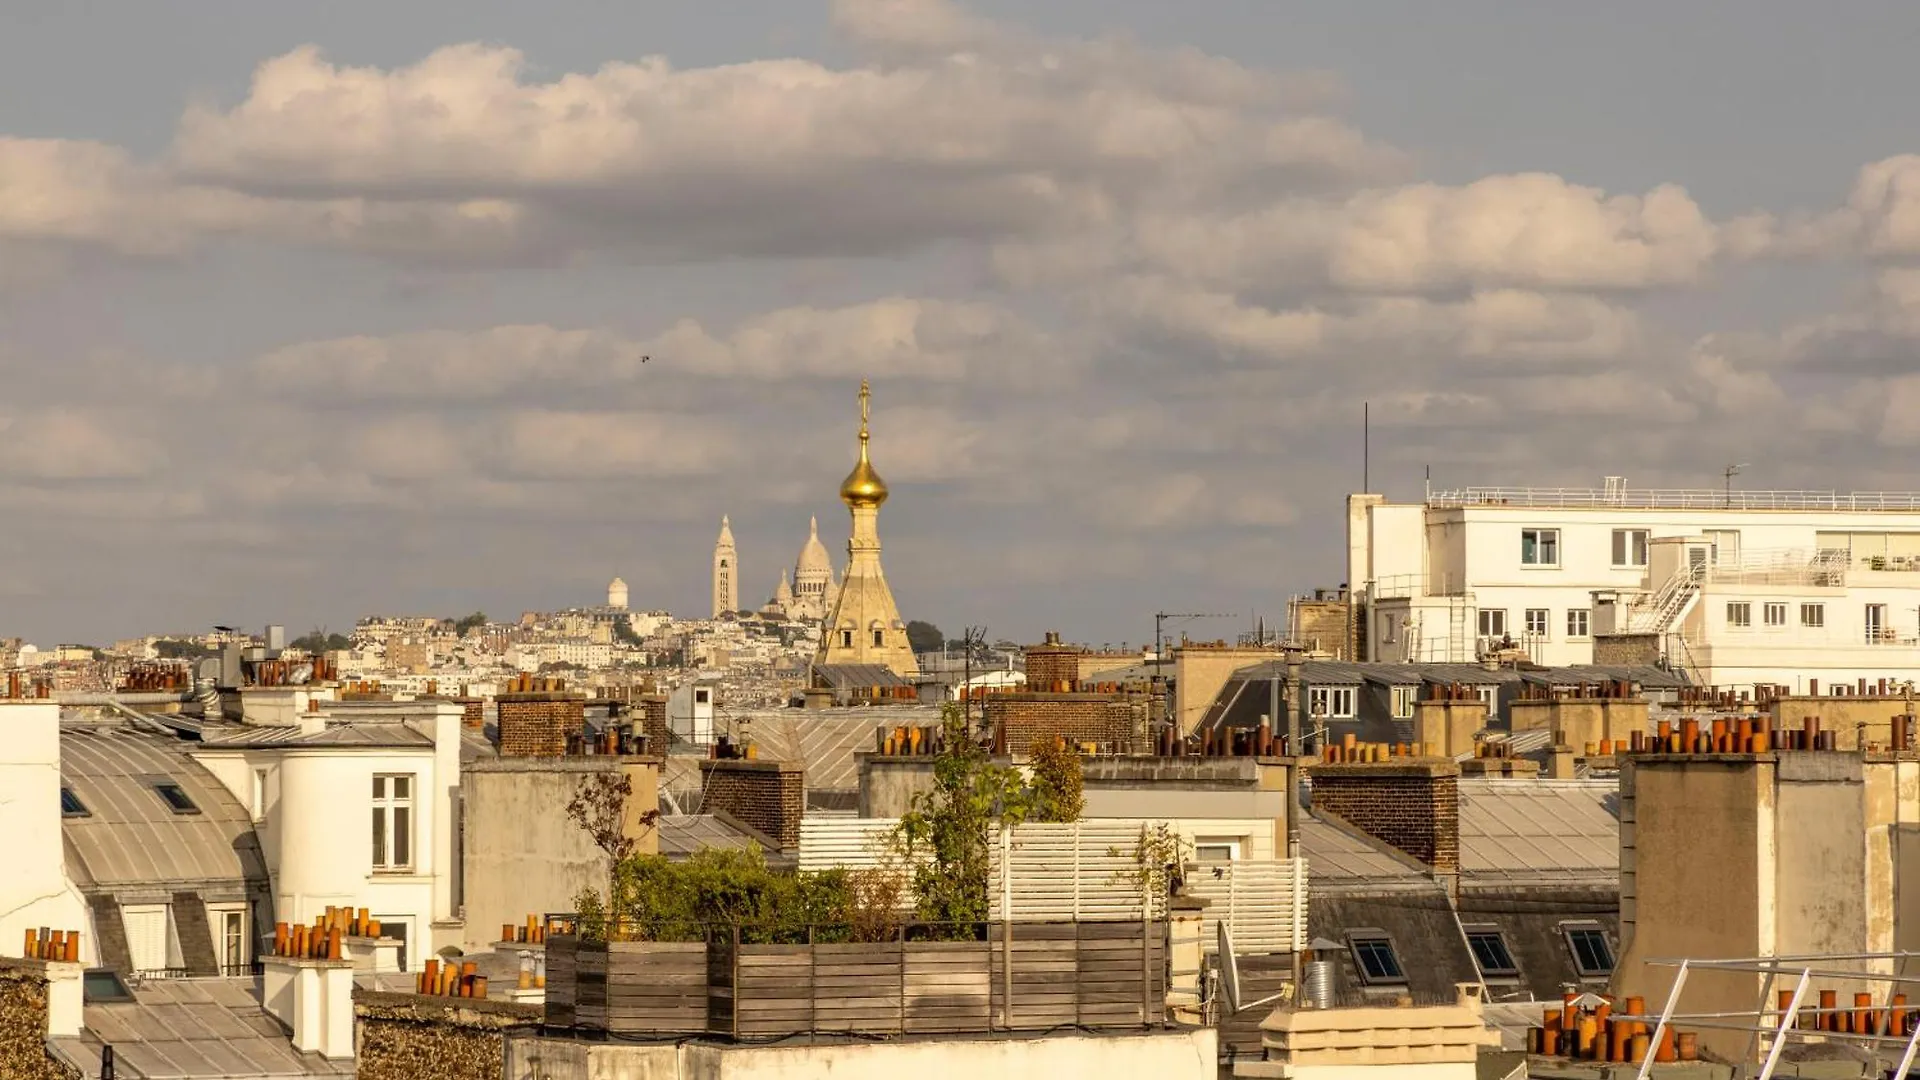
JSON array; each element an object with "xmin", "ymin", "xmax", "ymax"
[
  {"xmin": 694, "ymin": 688, "xmax": 710, "ymax": 704},
  {"xmin": 1801, "ymin": 603, "xmax": 1826, "ymax": 628},
  {"xmin": 1726, "ymin": 602, "xmax": 1751, "ymax": 628},
  {"xmin": 1520, "ymin": 528, "xmax": 1560, "ymax": 567},
  {"xmin": 1308, "ymin": 686, "xmax": 1356, "ymax": 719},
  {"xmin": 1566, "ymin": 609, "xmax": 1590, "ymax": 639},
  {"xmin": 1475, "ymin": 686, "xmax": 1499, "ymax": 712},
  {"xmin": 840, "ymin": 630, "xmax": 853, "ymax": 648},
  {"xmin": 1193, "ymin": 838, "xmax": 1241, "ymax": 862},
  {"xmin": 1347, "ymin": 932, "xmax": 1405, "ymax": 984},
  {"xmin": 1478, "ymin": 609, "xmax": 1507, "ymax": 637},
  {"xmin": 213, "ymin": 907, "xmax": 249, "ymax": 975},
  {"xmin": 61, "ymin": 788, "xmax": 89, "ymax": 817},
  {"xmin": 1390, "ymin": 686, "xmax": 1416, "ymax": 720},
  {"xmin": 1764, "ymin": 602, "xmax": 1787, "ymax": 628},
  {"xmin": 1464, "ymin": 926, "xmax": 1519, "ymax": 978},
  {"xmin": 1564, "ymin": 925, "xmax": 1615, "ymax": 977},
  {"xmin": 122, "ymin": 904, "xmax": 173, "ymax": 975},
  {"xmin": 873, "ymin": 629, "xmax": 884, "ymax": 647},
  {"xmin": 1868, "ymin": 603, "xmax": 1891, "ymax": 642},
  {"xmin": 251, "ymin": 769, "xmax": 268, "ymax": 822},
  {"xmin": 153, "ymin": 782, "xmax": 199, "ymax": 814},
  {"xmin": 81, "ymin": 969, "xmax": 135, "ymax": 1004},
  {"xmin": 1611, "ymin": 529, "xmax": 1650, "ymax": 568},
  {"xmin": 372, "ymin": 774, "xmax": 414, "ymax": 871},
  {"xmin": 1524, "ymin": 608, "xmax": 1549, "ymax": 638},
  {"xmin": 1382, "ymin": 614, "xmax": 1397, "ymax": 643}
]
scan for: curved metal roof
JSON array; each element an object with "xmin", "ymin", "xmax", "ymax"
[{"xmin": 61, "ymin": 723, "xmax": 267, "ymax": 890}]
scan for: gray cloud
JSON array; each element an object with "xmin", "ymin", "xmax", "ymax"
[{"xmin": 6, "ymin": 1, "xmax": 1920, "ymax": 642}]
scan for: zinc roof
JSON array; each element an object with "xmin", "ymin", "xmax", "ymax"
[
  {"xmin": 1457, "ymin": 778, "xmax": 1619, "ymax": 882},
  {"xmin": 60, "ymin": 724, "xmax": 266, "ymax": 890},
  {"xmin": 56, "ymin": 979, "xmax": 353, "ymax": 1078},
  {"xmin": 199, "ymin": 723, "xmax": 431, "ymax": 748}
]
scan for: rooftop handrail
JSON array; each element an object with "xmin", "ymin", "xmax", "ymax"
[{"xmin": 1428, "ymin": 487, "xmax": 1920, "ymax": 511}]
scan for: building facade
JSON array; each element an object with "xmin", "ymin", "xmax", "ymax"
[{"xmin": 1349, "ymin": 482, "xmax": 1920, "ymax": 691}]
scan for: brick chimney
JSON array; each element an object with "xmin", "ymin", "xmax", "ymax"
[
  {"xmin": 496, "ymin": 682, "xmax": 587, "ymax": 757},
  {"xmin": 984, "ymin": 694, "xmax": 1135, "ymax": 754},
  {"xmin": 457, "ymin": 698, "xmax": 486, "ymax": 731},
  {"xmin": 697, "ymin": 760, "xmax": 805, "ymax": 851},
  {"xmin": 1310, "ymin": 760, "xmax": 1459, "ymax": 872},
  {"xmin": 635, "ymin": 694, "xmax": 670, "ymax": 755},
  {"xmin": 1023, "ymin": 631, "xmax": 1082, "ymax": 693}
]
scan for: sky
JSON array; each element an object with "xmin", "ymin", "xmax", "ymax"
[{"xmin": 7, "ymin": 0, "xmax": 1920, "ymax": 647}]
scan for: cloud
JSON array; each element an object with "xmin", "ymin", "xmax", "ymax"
[{"xmin": 250, "ymin": 298, "xmax": 1066, "ymax": 404}]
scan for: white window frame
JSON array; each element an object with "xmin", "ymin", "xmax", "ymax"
[
  {"xmin": 1611, "ymin": 529, "xmax": 1650, "ymax": 568},
  {"xmin": 1726, "ymin": 602, "xmax": 1752, "ymax": 629},
  {"xmin": 372, "ymin": 773, "xmax": 416, "ymax": 873},
  {"xmin": 1520, "ymin": 528, "xmax": 1561, "ymax": 568},
  {"xmin": 1478, "ymin": 609, "xmax": 1508, "ymax": 637},
  {"xmin": 1390, "ymin": 685, "xmax": 1417, "ymax": 720},
  {"xmin": 1524, "ymin": 608, "xmax": 1549, "ymax": 639},
  {"xmin": 122, "ymin": 904, "xmax": 176, "ymax": 975},
  {"xmin": 1763, "ymin": 602, "xmax": 1787, "ymax": 628},
  {"xmin": 1566, "ymin": 609, "xmax": 1591, "ymax": 639},
  {"xmin": 1801, "ymin": 603, "xmax": 1826, "ymax": 629},
  {"xmin": 1193, "ymin": 837, "xmax": 1242, "ymax": 862},
  {"xmin": 1475, "ymin": 686, "xmax": 1499, "ymax": 712},
  {"xmin": 1308, "ymin": 686, "xmax": 1356, "ymax": 719},
  {"xmin": 209, "ymin": 903, "xmax": 249, "ymax": 975}
]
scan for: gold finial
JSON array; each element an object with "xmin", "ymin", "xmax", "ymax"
[{"xmin": 840, "ymin": 378, "xmax": 888, "ymax": 508}]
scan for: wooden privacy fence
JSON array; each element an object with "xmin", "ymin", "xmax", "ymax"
[{"xmin": 545, "ymin": 920, "xmax": 1167, "ymax": 1038}]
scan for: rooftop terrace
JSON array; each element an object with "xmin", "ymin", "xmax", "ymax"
[{"xmin": 1427, "ymin": 486, "xmax": 1920, "ymax": 512}]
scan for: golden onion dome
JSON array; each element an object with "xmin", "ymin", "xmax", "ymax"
[{"xmin": 839, "ymin": 380, "xmax": 890, "ymax": 508}]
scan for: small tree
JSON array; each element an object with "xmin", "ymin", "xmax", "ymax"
[
  {"xmin": 453, "ymin": 611, "xmax": 489, "ymax": 636},
  {"xmin": 892, "ymin": 703, "xmax": 1032, "ymax": 932},
  {"xmin": 565, "ymin": 771, "xmax": 658, "ymax": 925},
  {"xmin": 1027, "ymin": 738, "xmax": 1085, "ymax": 823}
]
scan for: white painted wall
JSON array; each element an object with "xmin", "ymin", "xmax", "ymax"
[{"xmin": 0, "ymin": 702, "xmax": 89, "ymax": 961}]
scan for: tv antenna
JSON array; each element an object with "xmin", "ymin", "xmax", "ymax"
[{"xmin": 1723, "ymin": 463, "xmax": 1746, "ymax": 509}]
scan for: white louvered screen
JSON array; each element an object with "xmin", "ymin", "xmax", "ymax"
[{"xmin": 122, "ymin": 904, "xmax": 170, "ymax": 973}]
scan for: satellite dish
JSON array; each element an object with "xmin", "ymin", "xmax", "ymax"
[
  {"xmin": 1218, "ymin": 922, "xmax": 1242, "ymax": 1013},
  {"xmin": 1216, "ymin": 921, "xmax": 1286, "ymax": 1016}
]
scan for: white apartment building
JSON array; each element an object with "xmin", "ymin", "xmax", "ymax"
[{"xmin": 1349, "ymin": 480, "xmax": 1920, "ymax": 692}]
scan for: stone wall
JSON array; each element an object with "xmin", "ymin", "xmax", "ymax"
[
  {"xmin": 355, "ymin": 990, "xmax": 540, "ymax": 1080},
  {"xmin": 496, "ymin": 692, "xmax": 587, "ymax": 757},
  {"xmin": 0, "ymin": 965, "xmax": 78, "ymax": 1080},
  {"xmin": 698, "ymin": 760, "xmax": 805, "ymax": 851},
  {"xmin": 1310, "ymin": 761, "xmax": 1460, "ymax": 872},
  {"xmin": 985, "ymin": 694, "xmax": 1134, "ymax": 752}
]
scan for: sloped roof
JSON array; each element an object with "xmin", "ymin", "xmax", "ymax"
[
  {"xmin": 1457, "ymin": 778, "xmax": 1619, "ymax": 882},
  {"xmin": 61, "ymin": 723, "xmax": 267, "ymax": 890},
  {"xmin": 1298, "ymin": 816, "xmax": 1428, "ymax": 885},
  {"xmin": 812, "ymin": 664, "xmax": 908, "ymax": 689},
  {"xmin": 658, "ymin": 813, "xmax": 772, "ymax": 857},
  {"xmin": 200, "ymin": 723, "xmax": 431, "ymax": 748},
  {"xmin": 56, "ymin": 978, "xmax": 353, "ymax": 1078},
  {"xmin": 739, "ymin": 707, "xmax": 940, "ymax": 794}
]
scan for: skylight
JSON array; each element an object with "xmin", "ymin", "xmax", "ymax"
[
  {"xmin": 153, "ymin": 782, "xmax": 199, "ymax": 814},
  {"xmin": 61, "ymin": 788, "xmax": 89, "ymax": 817}
]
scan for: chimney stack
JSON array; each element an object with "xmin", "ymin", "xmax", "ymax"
[
  {"xmin": 1309, "ymin": 759, "xmax": 1459, "ymax": 873},
  {"xmin": 697, "ymin": 759, "xmax": 805, "ymax": 851}
]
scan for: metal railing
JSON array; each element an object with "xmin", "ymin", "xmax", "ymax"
[{"xmin": 1429, "ymin": 487, "xmax": 1920, "ymax": 512}]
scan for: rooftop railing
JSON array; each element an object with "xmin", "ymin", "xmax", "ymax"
[{"xmin": 1428, "ymin": 487, "xmax": 1920, "ymax": 512}]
